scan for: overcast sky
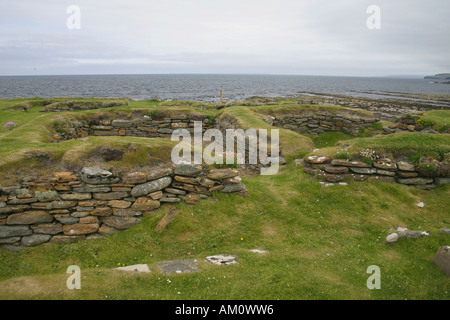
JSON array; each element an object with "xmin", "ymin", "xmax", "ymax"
[{"xmin": 0, "ymin": 0, "xmax": 449, "ymax": 76}]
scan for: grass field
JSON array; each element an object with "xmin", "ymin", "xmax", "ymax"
[{"xmin": 0, "ymin": 98, "xmax": 449, "ymax": 300}]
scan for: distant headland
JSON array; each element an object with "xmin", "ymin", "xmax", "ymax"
[{"xmin": 424, "ymin": 73, "xmax": 450, "ymax": 80}]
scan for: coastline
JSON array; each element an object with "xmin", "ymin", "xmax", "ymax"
[{"xmin": 1, "ymin": 74, "xmax": 449, "ymax": 103}]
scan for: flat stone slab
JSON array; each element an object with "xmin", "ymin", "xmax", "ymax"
[
  {"xmin": 80, "ymin": 166, "xmax": 119, "ymax": 185},
  {"xmin": 131, "ymin": 177, "xmax": 172, "ymax": 197},
  {"xmin": 386, "ymin": 230, "xmax": 430, "ymax": 243},
  {"xmin": 205, "ymin": 255, "xmax": 238, "ymax": 265},
  {"xmin": 1, "ymin": 244, "xmax": 26, "ymax": 252},
  {"xmin": 114, "ymin": 264, "xmax": 151, "ymax": 273},
  {"xmin": 319, "ymin": 182, "xmax": 348, "ymax": 188},
  {"xmin": 157, "ymin": 259, "xmax": 200, "ymax": 275},
  {"xmin": 249, "ymin": 249, "xmax": 269, "ymax": 254}
]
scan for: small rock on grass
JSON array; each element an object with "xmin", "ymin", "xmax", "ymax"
[
  {"xmin": 398, "ymin": 230, "xmax": 430, "ymax": 239},
  {"xmin": 386, "ymin": 230, "xmax": 430, "ymax": 244},
  {"xmin": 249, "ymin": 249, "xmax": 269, "ymax": 254},
  {"xmin": 205, "ymin": 255, "xmax": 238, "ymax": 265},
  {"xmin": 433, "ymin": 246, "xmax": 450, "ymax": 277},
  {"xmin": 115, "ymin": 264, "xmax": 150, "ymax": 273},
  {"xmin": 386, "ymin": 233, "xmax": 399, "ymax": 243}
]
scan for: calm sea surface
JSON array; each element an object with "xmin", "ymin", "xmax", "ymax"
[{"xmin": 0, "ymin": 74, "xmax": 448, "ymax": 102}]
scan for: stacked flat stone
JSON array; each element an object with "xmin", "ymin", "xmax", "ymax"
[
  {"xmin": 52, "ymin": 112, "xmax": 213, "ymax": 142},
  {"xmin": 0, "ymin": 165, "xmax": 246, "ymax": 250},
  {"xmin": 303, "ymin": 157, "xmax": 449, "ymax": 188},
  {"xmin": 270, "ymin": 110, "xmax": 377, "ymax": 136}
]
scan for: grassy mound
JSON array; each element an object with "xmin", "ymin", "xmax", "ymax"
[
  {"xmin": 306, "ymin": 132, "xmax": 450, "ymax": 165},
  {"xmin": 217, "ymin": 106, "xmax": 315, "ymax": 159},
  {"xmin": 0, "ymin": 98, "xmax": 449, "ymax": 300},
  {"xmin": 0, "ymin": 98, "xmax": 215, "ymax": 178},
  {"xmin": 0, "ymin": 163, "xmax": 448, "ymax": 299}
]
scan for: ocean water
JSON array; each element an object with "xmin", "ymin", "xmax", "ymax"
[{"xmin": 0, "ymin": 74, "xmax": 448, "ymax": 102}]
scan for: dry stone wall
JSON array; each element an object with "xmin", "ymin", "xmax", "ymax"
[
  {"xmin": 0, "ymin": 165, "xmax": 246, "ymax": 251},
  {"xmin": 88, "ymin": 117, "xmax": 213, "ymax": 138},
  {"xmin": 42, "ymin": 100, "xmax": 129, "ymax": 112},
  {"xmin": 53, "ymin": 111, "xmax": 214, "ymax": 141},
  {"xmin": 303, "ymin": 156, "xmax": 450, "ymax": 188},
  {"xmin": 214, "ymin": 113, "xmax": 284, "ymax": 172},
  {"xmin": 269, "ymin": 109, "xmax": 377, "ymax": 136},
  {"xmin": 382, "ymin": 115, "xmax": 441, "ymax": 134}
]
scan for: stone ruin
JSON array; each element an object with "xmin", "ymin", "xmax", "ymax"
[{"xmin": 0, "ymin": 164, "xmax": 247, "ymax": 251}]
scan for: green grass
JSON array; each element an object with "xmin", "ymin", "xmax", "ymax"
[
  {"xmin": 0, "ymin": 98, "xmax": 449, "ymax": 300},
  {"xmin": 0, "ymin": 164, "xmax": 448, "ymax": 299},
  {"xmin": 347, "ymin": 132, "xmax": 450, "ymax": 161},
  {"xmin": 252, "ymin": 103, "xmax": 374, "ymax": 117},
  {"xmin": 306, "ymin": 132, "xmax": 450, "ymax": 163},
  {"xmin": 0, "ymin": 98, "xmax": 216, "ymax": 173},
  {"xmin": 357, "ymin": 121, "xmax": 386, "ymax": 137},
  {"xmin": 217, "ymin": 106, "xmax": 315, "ymax": 158},
  {"xmin": 308, "ymin": 131, "xmax": 352, "ymax": 149},
  {"xmin": 420, "ymin": 110, "xmax": 450, "ymax": 133}
]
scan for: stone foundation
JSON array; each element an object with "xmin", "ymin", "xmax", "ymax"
[
  {"xmin": 303, "ymin": 156, "xmax": 449, "ymax": 188},
  {"xmin": 0, "ymin": 165, "xmax": 247, "ymax": 250},
  {"xmin": 52, "ymin": 111, "xmax": 214, "ymax": 141},
  {"xmin": 41, "ymin": 99, "xmax": 129, "ymax": 112},
  {"xmin": 270, "ymin": 109, "xmax": 377, "ymax": 136}
]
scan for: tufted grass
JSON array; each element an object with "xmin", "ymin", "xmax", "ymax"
[
  {"xmin": 304, "ymin": 132, "xmax": 450, "ymax": 164},
  {"xmin": 308, "ymin": 131, "xmax": 352, "ymax": 149},
  {"xmin": 253, "ymin": 103, "xmax": 375, "ymax": 117},
  {"xmin": 0, "ymin": 162, "xmax": 448, "ymax": 300},
  {"xmin": 0, "ymin": 98, "xmax": 213, "ymax": 174},
  {"xmin": 0, "ymin": 98, "xmax": 449, "ymax": 300},
  {"xmin": 419, "ymin": 110, "xmax": 450, "ymax": 133}
]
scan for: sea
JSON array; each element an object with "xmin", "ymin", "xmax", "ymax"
[{"xmin": 0, "ymin": 74, "xmax": 448, "ymax": 103}]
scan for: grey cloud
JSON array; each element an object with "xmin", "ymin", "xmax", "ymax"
[{"xmin": 0, "ymin": 0, "xmax": 449, "ymax": 76}]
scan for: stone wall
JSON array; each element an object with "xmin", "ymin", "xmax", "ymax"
[
  {"xmin": 52, "ymin": 111, "xmax": 214, "ymax": 141},
  {"xmin": 214, "ymin": 113, "xmax": 283, "ymax": 171},
  {"xmin": 382, "ymin": 115, "xmax": 442, "ymax": 135},
  {"xmin": 269, "ymin": 109, "xmax": 377, "ymax": 136},
  {"xmin": 303, "ymin": 156, "xmax": 449, "ymax": 188},
  {"xmin": 42, "ymin": 100, "xmax": 129, "ymax": 112},
  {"xmin": 0, "ymin": 165, "xmax": 246, "ymax": 251}
]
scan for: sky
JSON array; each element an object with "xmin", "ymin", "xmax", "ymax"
[{"xmin": 0, "ymin": 0, "xmax": 449, "ymax": 77}]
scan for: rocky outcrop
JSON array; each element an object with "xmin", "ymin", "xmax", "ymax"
[{"xmin": 0, "ymin": 165, "xmax": 246, "ymax": 251}]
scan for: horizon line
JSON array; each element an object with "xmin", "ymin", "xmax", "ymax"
[{"xmin": 0, "ymin": 72, "xmax": 427, "ymax": 78}]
